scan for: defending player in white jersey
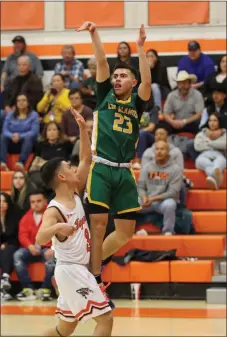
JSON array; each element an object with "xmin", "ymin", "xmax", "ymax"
[{"xmin": 36, "ymin": 109, "xmax": 113, "ymax": 337}]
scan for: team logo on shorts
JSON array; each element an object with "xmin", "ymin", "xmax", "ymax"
[{"xmin": 76, "ymin": 287, "xmax": 93, "ymax": 299}]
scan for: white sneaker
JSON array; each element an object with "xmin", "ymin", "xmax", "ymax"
[
  {"xmin": 16, "ymin": 288, "xmax": 37, "ymax": 301},
  {"xmin": 136, "ymin": 229, "xmax": 148, "ymax": 236},
  {"xmin": 1, "ymin": 274, "xmax": 11, "ymax": 291},
  {"xmin": 1, "ymin": 291, "xmax": 13, "ymax": 301},
  {"xmin": 206, "ymin": 176, "xmax": 218, "ymax": 190}
]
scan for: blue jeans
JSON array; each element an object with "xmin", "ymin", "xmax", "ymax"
[
  {"xmin": 13, "ymin": 248, "xmax": 55, "ymax": 289},
  {"xmin": 139, "ymin": 198, "xmax": 177, "ymax": 233},
  {"xmin": 137, "ymin": 131, "xmax": 155, "ymax": 159},
  {"xmin": 151, "ymin": 83, "xmax": 162, "ymax": 109},
  {"xmin": 0, "ymin": 135, "xmax": 35, "ymax": 164}
]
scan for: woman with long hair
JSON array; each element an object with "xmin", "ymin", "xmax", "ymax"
[
  {"xmin": 195, "ymin": 113, "xmax": 226, "ymax": 189},
  {"xmin": 0, "ymin": 192, "xmax": 23, "ymax": 300},
  {"xmin": 11, "ymin": 170, "xmax": 33, "ymax": 213},
  {"xmin": 146, "ymin": 49, "xmax": 170, "ymax": 110},
  {"xmin": 37, "ymin": 74, "xmax": 71, "ymax": 125},
  {"xmin": 0, "ymin": 93, "xmax": 40, "ymax": 171},
  {"xmin": 204, "ymin": 55, "xmax": 227, "ymax": 105}
]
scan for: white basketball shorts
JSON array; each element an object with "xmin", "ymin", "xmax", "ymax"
[{"xmin": 55, "ymin": 263, "xmax": 111, "ymax": 323}]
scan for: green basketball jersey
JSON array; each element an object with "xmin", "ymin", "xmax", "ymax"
[{"xmin": 92, "ymin": 78, "xmax": 146, "ymax": 163}]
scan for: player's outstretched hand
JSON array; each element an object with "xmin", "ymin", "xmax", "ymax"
[
  {"xmin": 137, "ymin": 24, "xmax": 146, "ymax": 47},
  {"xmin": 70, "ymin": 107, "xmax": 85, "ymax": 128},
  {"xmin": 57, "ymin": 223, "xmax": 76, "ymax": 237},
  {"xmin": 76, "ymin": 21, "xmax": 96, "ymax": 33}
]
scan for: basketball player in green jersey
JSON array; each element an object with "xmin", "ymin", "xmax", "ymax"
[{"xmin": 77, "ymin": 22, "xmax": 151, "ymax": 290}]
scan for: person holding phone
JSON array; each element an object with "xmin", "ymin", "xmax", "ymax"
[{"xmin": 37, "ymin": 74, "xmax": 71, "ymax": 124}]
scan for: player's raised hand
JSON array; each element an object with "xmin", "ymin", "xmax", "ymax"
[
  {"xmin": 70, "ymin": 107, "xmax": 85, "ymax": 128},
  {"xmin": 76, "ymin": 21, "xmax": 96, "ymax": 33},
  {"xmin": 137, "ymin": 24, "xmax": 147, "ymax": 47}
]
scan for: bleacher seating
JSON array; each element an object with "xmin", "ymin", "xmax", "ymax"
[{"xmin": 3, "ymin": 166, "xmax": 226, "ymax": 287}]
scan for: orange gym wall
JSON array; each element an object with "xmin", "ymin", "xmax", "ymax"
[
  {"xmin": 1, "ymin": 1, "xmax": 44, "ymax": 31},
  {"xmin": 1, "ymin": 1, "xmax": 211, "ymax": 31},
  {"xmin": 65, "ymin": 1, "xmax": 124, "ymax": 28},
  {"xmin": 148, "ymin": 1, "xmax": 210, "ymax": 25}
]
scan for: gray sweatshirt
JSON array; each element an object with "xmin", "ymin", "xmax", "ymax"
[
  {"xmin": 142, "ymin": 142, "xmax": 184, "ymax": 172},
  {"xmin": 138, "ymin": 158, "xmax": 183, "ymax": 201},
  {"xmin": 194, "ymin": 128, "xmax": 226, "ymax": 157}
]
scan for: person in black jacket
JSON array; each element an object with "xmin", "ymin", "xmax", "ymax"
[
  {"xmin": 146, "ymin": 49, "xmax": 171, "ymax": 110},
  {"xmin": 0, "ymin": 192, "xmax": 23, "ymax": 300},
  {"xmin": 204, "ymin": 55, "xmax": 226, "ymax": 106}
]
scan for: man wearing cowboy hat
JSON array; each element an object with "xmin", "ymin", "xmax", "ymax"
[
  {"xmin": 1, "ymin": 35, "xmax": 43, "ymax": 92},
  {"xmin": 163, "ymin": 70, "xmax": 204, "ymax": 134}
]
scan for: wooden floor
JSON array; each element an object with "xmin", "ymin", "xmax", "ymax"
[{"xmin": 1, "ymin": 300, "xmax": 226, "ymax": 336}]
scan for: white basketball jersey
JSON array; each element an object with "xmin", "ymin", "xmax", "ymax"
[{"xmin": 48, "ymin": 195, "xmax": 90, "ymax": 265}]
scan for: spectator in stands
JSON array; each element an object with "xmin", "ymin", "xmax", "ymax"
[
  {"xmin": 204, "ymin": 55, "xmax": 227, "ymax": 105},
  {"xmin": 30, "ymin": 121, "xmax": 73, "ymax": 173},
  {"xmin": 54, "ymin": 45, "xmax": 84, "ymax": 89},
  {"xmin": 0, "ymin": 94, "xmax": 40, "ymax": 171},
  {"xmin": 111, "ymin": 41, "xmax": 138, "ymax": 72},
  {"xmin": 0, "ymin": 192, "xmax": 23, "ymax": 301},
  {"xmin": 178, "ymin": 41, "xmax": 215, "ymax": 92},
  {"xmin": 141, "ymin": 123, "xmax": 193, "ymax": 206},
  {"xmin": 1, "ymin": 35, "xmax": 43, "ymax": 92},
  {"xmin": 14, "ymin": 190, "xmax": 55, "ymax": 301},
  {"xmin": 80, "ymin": 58, "xmax": 97, "ymax": 109},
  {"xmin": 195, "ymin": 113, "xmax": 226, "ymax": 190},
  {"xmin": 164, "ymin": 71, "xmax": 204, "ymax": 134},
  {"xmin": 71, "ymin": 116, "xmax": 93, "ymax": 159},
  {"xmin": 11, "ymin": 171, "xmax": 34, "ymax": 214},
  {"xmin": 138, "ymin": 141, "xmax": 182, "ymax": 235},
  {"xmin": 146, "ymin": 49, "xmax": 171, "ymax": 110},
  {"xmin": 4, "ymin": 55, "xmax": 43, "ymax": 113},
  {"xmin": 61, "ymin": 89, "xmax": 93, "ymax": 143},
  {"xmin": 200, "ymin": 85, "xmax": 227, "ymax": 130},
  {"xmin": 37, "ymin": 74, "xmax": 71, "ymax": 124}
]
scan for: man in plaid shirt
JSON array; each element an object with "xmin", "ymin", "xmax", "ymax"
[{"xmin": 54, "ymin": 45, "xmax": 84, "ymax": 89}]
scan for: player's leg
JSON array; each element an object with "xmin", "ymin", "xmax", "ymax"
[
  {"xmin": 45, "ymin": 319, "xmax": 77, "ymax": 337},
  {"xmin": 86, "ymin": 163, "xmax": 111, "ymax": 277},
  {"xmin": 102, "ymin": 168, "xmax": 140, "ymax": 260},
  {"xmin": 93, "ymin": 311, "xmax": 113, "ymax": 336}
]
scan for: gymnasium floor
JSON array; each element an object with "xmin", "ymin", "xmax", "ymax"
[{"xmin": 1, "ymin": 299, "xmax": 226, "ymax": 336}]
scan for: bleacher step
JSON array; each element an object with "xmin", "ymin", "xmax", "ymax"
[
  {"xmin": 220, "ymin": 261, "xmax": 226, "ymax": 275},
  {"xmin": 206, "ymin": 288, "xmax": 226, "ymax": 304},
  {"xmin": 212, "ymin": 275, "xmax": 227, "ymax": 283}
]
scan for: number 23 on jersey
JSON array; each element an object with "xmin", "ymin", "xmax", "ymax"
[{"xmin": 113, "ymin": 113, "xmax": 132, "ymax": 134}]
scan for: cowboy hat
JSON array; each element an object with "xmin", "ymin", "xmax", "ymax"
[{"xmin": 176, "ymin": 71, "xmax": 197, "ymax": 83}]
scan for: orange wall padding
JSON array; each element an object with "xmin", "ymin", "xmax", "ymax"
[
  {"xmin": 1, "ymin": 1, "xmax": 44, "ymax": 31},
  {"xmin": 65, "ymin": 1, "xmax": 124, "ymax": 29},
  {"xmin": 148, "ymin": 1, "xmax": 209, "ymax": 25}
]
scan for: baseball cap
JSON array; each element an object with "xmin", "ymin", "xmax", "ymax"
[
  {"xmin": 12, "ymin": 35, "xmax": 26, "ymax": 44},
  {"xmin": 188, "ymin": 41, "xmax": 200, "ymax": 51}
]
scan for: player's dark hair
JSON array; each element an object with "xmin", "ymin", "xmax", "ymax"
[
  {"xmin": 154, "ymin": 122, "xmax": 172, "ymax": 135},
  {"xmin": 40, "ymin": 157, "xmax": 64, "ymax": 189},
  {"xmin": 113, "ymin": 63, "xmax": 138, "ymax": 80}
]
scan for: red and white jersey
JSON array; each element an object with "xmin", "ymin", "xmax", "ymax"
[{"xmin": 48, "ymin": 195, "xmax": 90, "ymax": 265}]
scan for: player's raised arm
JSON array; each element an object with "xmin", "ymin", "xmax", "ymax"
[
  {"xmin": 36, "ymin": 208, "xmax": 75, "ymax": 245},
  {"xmin": 137, "ymin": 25, "xmax": 152, "ymax": 101},
  {"xmin": 77, "ymin": 21, "xmax": 110, "ymax": 82},
  {"xmin": 71, "ymin": 108, "xmax": 91, "ymax": 194}
]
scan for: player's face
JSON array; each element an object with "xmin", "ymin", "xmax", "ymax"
[
  {"xmin": 155, "ymin": 141, "xmax": 169, "ymax": 161},
  {"xmin": 208, "ymin": 115, "xmax": 219, "ymax": 131},
  {"xmin": 155, "ymin": 128, "xmax": 168, "ymax": 142},
  {"xmin": 59, "ymin": 161, "xmax": 78, "ymax": 185},
  {"xmin": 112, "ymin": 68, "xmax": 137, "ymax": 96},
  {"xmin": 30, "ymin": 194, "xmax": 47, "ymax": 213}
]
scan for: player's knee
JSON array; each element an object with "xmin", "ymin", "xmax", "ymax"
[
  {"xmin": 116, "ymin": 230, "xmax": 133, "ymax": 246},
  {"xmin": 56, "ymin": 320, "xmax": 77, "ymax": 337}
]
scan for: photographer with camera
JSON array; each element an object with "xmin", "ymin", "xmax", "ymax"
[{"xmin": 37, "ymin": 74, "xmax": 71, "ymax": 125}]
